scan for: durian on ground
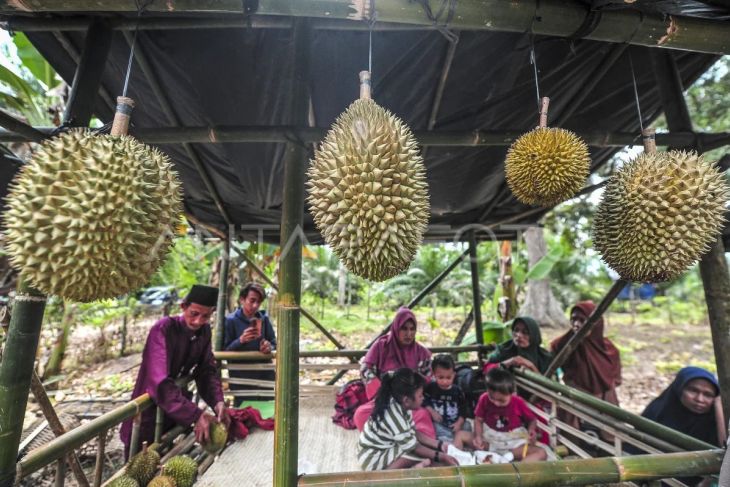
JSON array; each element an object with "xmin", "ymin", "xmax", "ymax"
[
  {"xmin": 125, "ymin": 442, "xmax": 161, "ymax": 486},
  {"xmin": 307, "ymin": 98, "xmax": 430, "ymax": 282},
  {"xmin": 593, "ymin": 150, "xmax": 729, "ymax": 283},
  {"xmin": 163, "ymin": 455, "xmax": 197, "ymax": 487},
  {"xmin": 3, "ymin": 130, "xmax": 182, "ymax": 302},
  {"xmin": 505, "ymin": 126, "xmax": 590, "ymax": 207}
]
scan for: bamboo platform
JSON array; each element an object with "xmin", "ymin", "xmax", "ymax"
[{"xmin": 197, "ymin": 386, "xmax": 361, "ymax": 486}]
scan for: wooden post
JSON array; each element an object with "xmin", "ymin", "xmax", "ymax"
[
  {"xmin": 651, "ymin": 49, "xmax": 730, "ymax": 422},
  {"xmin": 468, "ymin": 232, "xmax": 483, "ymax": 344},
  {"xmin": 62, "ymin": 20, "xmax": 112, "ymax": 127},
  {"xmin": 498, "ymin": 241, "xmax": 516, "ymax": 321},
  {"xmin": 215, "ymin": 238, "xmax": 230, "ymax": 351},
  {"xmin": 0, "ymin": 280, "xmax": 47, "ymax": 487},
  {"xmin": 273, "ymin": 18, "xmax": 310, "ymax": 487},
  {"xmin": 29, "ymin": 372, "xmax": 89, "ymax": 487},
  {"xmin": 93, "ymin": 432, "xmax": 105, "ymax": 487}
]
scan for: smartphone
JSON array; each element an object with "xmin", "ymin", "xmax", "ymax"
[{"xmin": 253, "ymin": 317, "xmax": 262, "ymax": 336}]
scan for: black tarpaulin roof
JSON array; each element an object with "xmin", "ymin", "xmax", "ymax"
[{"xmin": 3, "ymin": 2, "xmax": 728, "ymax": 243}]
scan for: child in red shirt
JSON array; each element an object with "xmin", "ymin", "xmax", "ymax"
[{"xmin": 472, "ymin": 367, "xmax": 547, "ymax": 462}]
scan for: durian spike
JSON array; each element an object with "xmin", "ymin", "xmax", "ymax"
[
  {"xmin": 111, "ymin": 96, "xmax": 135, "ymax": 136},
  {"xmin": 642, "ymin": 127, "xmax": 657, "ymax": 154},
  {"xmin": 359, "ymin": 70, "xmax": 372, "ymax": 100},
  {"xmin": 539, "ymin": 96, "xmax": 550, "ymax": 128}
]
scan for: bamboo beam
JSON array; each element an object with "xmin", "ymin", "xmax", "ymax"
[
  {"xmin": 452, "ymin": 309, "xmax": 474, "ymax": 346},
  {"xmin": 215, "ymin": 238, "xmax": 230, "ymax": 351},
  {"xmin": 214, "ymin": 344, "xmax": 484, "ymax": 361},
  {"xmin": 468, "ymin": 232, "xmax": 483, "ymax": 344},
  {"xmin": 3, "ymin": 126, "xmax": 730, "ymax": 150},
  {"xmin": 29, "ymin": 372, "xmax": 90, "ymax": 487},
  {"xmin": 0, "ymin": 280, "xmax": 47, "ymax": 487},
  {"xmin": 121, "ymin": 31, "xmax": 233, "ymax": 225},
  {"xmin": 62, "ymin": 20, "xmax": 112, "ymax": 127},
  {"xmin": 273, "ymin": 18, "xmax": 309, "ymax": 487},
  {"xmin": 298, "ymin": 450, "xmax": 724, "ymax": 486},
  {"xmin": 545, "ymin": 278, "xmax": 627, "ymax": 377},
  {"xmin": 515, "ymin": 369, "xmax": 716, "ymax": 451},
  {"xmin": 0, "ymin": 107, "xmax": 45, "ymax": 141},
  {"xmin": 1, "ymin": 1, "xmax": 730, "ymax": 54}
]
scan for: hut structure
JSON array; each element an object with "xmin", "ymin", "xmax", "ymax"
[{"xmin": 1, "ymin": 1, "xmax": 730, "ymax": 486}]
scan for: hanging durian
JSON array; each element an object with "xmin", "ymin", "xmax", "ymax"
[
  {"xmin": 505, "ymin": 97, "xmax": 590, "ymax": 206},
  {"xmin": 3, "ymin": 97, "xmax": 182, "ymax": 302},
  {"xmin": 593, "ymin": 129, "xmax": 729, "ymax": 282},
  {"xmin": 307, "ymin": 71, "xmax": 429, "ymax": 281}
]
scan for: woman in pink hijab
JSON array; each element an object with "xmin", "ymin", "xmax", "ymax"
[{"xmin": 353, "ymin": 307, "xmax": 435, "ymax": 437}]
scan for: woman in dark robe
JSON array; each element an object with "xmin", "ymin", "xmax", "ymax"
[
  {"xmin": 484, "ymin": 316, "xmax": 553, "ymax": 375},
  {"xmin": 550, "ymin": 300, "xmax": 622, "ymax": 404},
  {"xmin": 637, "ymin": 367, "xmax": 725, "ymax": 486}
]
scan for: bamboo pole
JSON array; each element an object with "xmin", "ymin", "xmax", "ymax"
[
  {"xmin": 273, "ymin": 18, "xmax": 309, "ymax": 487},
  {"xmin": 0, "ymin": 107, "xmax": 45, "ymax": 141},
  {"xmin": 29, "ymin": 372, "xmax": 90, "ymax": 487},
  {"xmin": 92, "ymin": 432, "xmax": 105, "ymax": 487},
  {"xmin": 298, "ymin": 450, "xmax": 723, "ymax": 486},
  {"xmin": 16, "ymin": 390, "xmax": 161, "ymax": 479},
  {"xmin": 0, "ymin": 280, "xmax": 47, "ymax": 487},
  {"xmin": 515, "ymin": 375, "xmax": 682, "ymax": 453},
  {"xmin": 468, "ymin": 232, "xmax": 483, "ymax": 344},
  {"xmin": 62, "ymin": 20, "xmax": 112, "ymax": 127},
  {"xmin": 4, "ymin": 126, "xmax": 729, "ymax": 150},
  {"xmin": 215, "ymin": 238, "xmax": 230, "ymax": 351},
  {"xmin": 515, "ymin": 369, "xmax": 716, "ymax": 451},
  {"xmin": 215, "ymin": 345, "xmax": 484, "ymax": 361},
  {"xmin": 1, "ymin": 1, "xmax": 730, "ymax": 54},
  {"xmin": 154, "ymin": 407, "xmax": 164, "ymax": 444},
  {"xmin": 545, "ymin": 278, "xmax": 628, "ymax": 377}
]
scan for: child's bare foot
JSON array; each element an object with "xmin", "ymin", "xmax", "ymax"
[
  {"xmin": 481, "ymin": 457, "xmax": 492, "ymax": 464},
  {"xmin": 413, "ymin": 459, "xmax": 431, "ymax": 469}
]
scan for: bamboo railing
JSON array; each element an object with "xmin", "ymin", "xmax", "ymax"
[{"xmin": 298, "ymin": 450, "xmax": 724, "ymax": 486}]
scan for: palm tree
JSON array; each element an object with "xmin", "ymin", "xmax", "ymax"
[{"xmin": 302, "ymin": 247, "xmax": 338, "ymax": 318}]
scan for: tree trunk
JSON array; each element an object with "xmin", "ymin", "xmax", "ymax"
[
  {"xmin": 366, "ymin": 285, "xmax": 371, "ymax": 321},
  {"xmin": 519, "ymin": 227, "xmax": 568, "ymax": 328},
  {"xmin": 337, "ymin": 263, "xmax": 346, "ymax": 308},
  {"xmin": 42, "ymin": 302, "xmax": 76, "ymax": 380}
]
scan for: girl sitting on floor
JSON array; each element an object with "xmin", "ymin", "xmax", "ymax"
[{"xmin": 358, "ymin": 368, "xmax": 459, "ymax": 470}]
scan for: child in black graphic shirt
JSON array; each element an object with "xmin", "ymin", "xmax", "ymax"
[{"xmin": 424, "ymin": 354, "xmax": 471, "ymax": 448}]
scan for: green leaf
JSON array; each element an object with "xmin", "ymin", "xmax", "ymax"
[
  {"xmin": 12, "ymin": 33, "xmax": 59, "ymax": 89},
  {"xmin": 0, "ymin": 64, "xmax": 48, "ymax": 124},
  {"xmin": 524, "ymin": 245, "xmax": 564, "ymax": 281}
]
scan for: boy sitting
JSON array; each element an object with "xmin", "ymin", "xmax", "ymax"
[
  {"xmin": 472, "ymin": 367, "xmax": 547, "ymax": 462},
  {"xmin": 424, "ymin": 354, "xmax": 471, "ymax": 448}
]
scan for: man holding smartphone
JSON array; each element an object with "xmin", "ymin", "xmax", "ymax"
[{"xmin": 223, "ymin": 282, "xmax": 277, "ymax": 405}]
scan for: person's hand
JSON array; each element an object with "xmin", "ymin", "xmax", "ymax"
[
  {"xmin": 194, "ymin": 412, "xmax": 215, "ymax": 443},
  {"xmin": 240, "ymin": 326, "xmax": 259, "ymax": 344},
  {"xmin": 215, "ymin": 402, "xmax": 230, "ymax": 429},
  {"xmin": 473, "ymin": 436, "xmax": 485, "ymax": 450},
  {"xmin": 440, "ymin": 453, "xmax": 459, "ymax": 466},
  {"xmin": 259, "ymin": 339, "xmax": 272, "ymax": 354},
  {"xmin": 528, "ymin": 428, "xmax": 537, "ymax": 445},
  {"xmin": 429, "ymin": 409, "xmax": 443, "ymax": 423},
  {"xmin": 440, "ymin": 441, "xmax": 450, "ymax": 453},
  {"xmin": 451, "ymin": 423, "xmax": 461, "ymax": 432}
]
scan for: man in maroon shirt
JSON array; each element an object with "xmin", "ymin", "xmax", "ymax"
[{"xmin": 120, "ymin": 285, "xmax": 230, "ymax": 457}]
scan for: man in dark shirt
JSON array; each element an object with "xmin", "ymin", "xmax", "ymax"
[{"xmin": 223, "ymin": 282, "xmax": 277, "ymax": 406}]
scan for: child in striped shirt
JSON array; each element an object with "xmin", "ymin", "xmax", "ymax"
[{"xmin": 358, "ymin": 368, "xmax": 458, "ymax": 470}]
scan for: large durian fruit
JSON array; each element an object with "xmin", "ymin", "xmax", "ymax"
[
  {"xmin": 3, "ymin": 130, "xmax": 182, "ymax": 302},
  {"xmin": 593, "ymin": 150, "xmax": 729, "ymax": 282},
  {"xmin": 203, "ymin": 421, "xmax": 228, "ymax": 454},
  {"xmin": 505, "ymin": 127, "xmax": 590, "ymax": 207},
  {"xmin": 307, "ymin": 74, "xmax": 429, "ymax": 282}
]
